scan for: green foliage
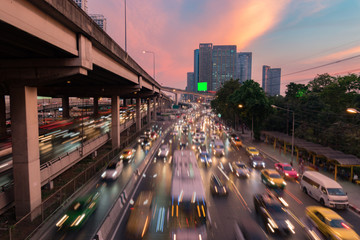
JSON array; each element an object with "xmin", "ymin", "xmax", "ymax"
[{"xmin": 265, "ymin": 73, "xmax": 360, "ymax": 158}]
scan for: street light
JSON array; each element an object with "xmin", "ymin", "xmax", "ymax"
[
  {"xmin": 347, "ymin": 108, "xmax": 360, "ymax": 114},
  {"xmin": 142, "ymin": 50, "xmax": 155, "ymax": 79},
  {"xmin": 272, "ymin": 105, "xmax": 295, "ymax": 164}
]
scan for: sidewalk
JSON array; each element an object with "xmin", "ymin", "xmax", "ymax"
[{"xmin": 237, "ymin": 129, "xmax": 360, "ymax": 214}]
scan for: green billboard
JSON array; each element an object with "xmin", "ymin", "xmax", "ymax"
[{"xmin": 198, "ymin": 82, "xmax": 207, "ymax": 91}]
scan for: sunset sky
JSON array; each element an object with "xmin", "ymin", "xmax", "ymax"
[{"xmin": 88, "ymin": 0, "xmax": 360, "ymax": 94}]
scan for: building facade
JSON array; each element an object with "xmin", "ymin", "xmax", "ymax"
[
  {"xmin": 194, "ymin": 49, "xmax": 199, "ymax": 92},
  {"xmin": 236, "ymin": 52, "xmax": 252, "ymax": 83},
  {"xmin": 187, "ymin": 72, "xmax": 195, "ymax": 92},
  {"xmin": 211, "ymin": 45, "xmax": 237, "ymax": 91},
  {"xmin": 199, "ymin": 43, "xmax": 213, "ymax": 91},
  {"xmin": 262, "ymin": 65, "xmax": 281, "ymax": 96},
  {"xmin": 89, "ymin": 14, "xmax": 107, "ymax": 31},
  {"xmin": 73, "ymin": 0, "xmax": 88, "ymax": 13}
]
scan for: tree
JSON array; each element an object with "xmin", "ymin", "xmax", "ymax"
[
  {"xmin": 229, "ymin": 80, "xmax": 271, "ymax": 140},
  {"xmin": 211, "ymin": 79, "xmax": 241, "ymax": 126}
]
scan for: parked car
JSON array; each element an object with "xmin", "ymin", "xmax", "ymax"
[
  {"xmin": 210, "ymin": 174, "xmax": 227, "ymax": 196},
  {"xmin": 232, "ymin": 161, "xmax": 250, "ymax": 178},
  {"xmin": 275, "ymin": 163, "xmax": 299, "ymax": 180},
  {"xmin": 254, "ymin": 193, "xmax": 295, "ymax": 235},
  {"xmin": 249, "ymin": 155, "xmax": 266, "ymax": 169},
  {"xmin": 261, "ymin": 169, "xmax": 286, "ymax": 189},
  {"xmin": 306, "ymin": 206, "xmax": 360, "ymax": 240}
]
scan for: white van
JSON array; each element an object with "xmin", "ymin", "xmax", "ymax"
[
  {"xmin": 300, "ymin": 171, "xmax": 348, "ymax": 209},
  {"xmin": 213, "ymin": 139, "xmax": 225, "ymax": 157}
]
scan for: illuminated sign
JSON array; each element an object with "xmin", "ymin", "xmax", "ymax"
[{"xmin": 198, "ymin": 82, "xmax": 207, "ymax": 91}]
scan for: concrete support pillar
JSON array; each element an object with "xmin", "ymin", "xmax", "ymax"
[
  {"xmin": 10, "ymin": 86, "xmax": 41, "ymax": 219},
  {"xmin": 147, "ymin": 99, "xmax": 151, "ymax": 124},
  {"xmin": 136, "ymin": 97, "xmax": 141, "ymax": 131},
  {"xmin": 93, "ymin": 97, "xmax": 99, "ymax": 118},
  {"xmin": 123, "ymin": 98, "xmax": 127, "ymax": 107},
  {"xmin": 175, "ymin": 93, "xmax": 178, "ymax": 105},
  {"xmin": 0, "ymin": 95, "xmax": 6, "ymax": 138},
  {"xmin": 62, "ymin": 96, "xmax": 70, "ymax": 118},
  {"xmin": 111, "ymin": 96, "xmax": 120, "ymax": 149},
  {"xmin": 154, "ymin": 96, "xmax": 157, "ymax": 121}
]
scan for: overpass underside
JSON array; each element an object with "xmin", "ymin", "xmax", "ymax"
[{"xmin": 0, "ymin": 0, "xmax": 172, "ymax": 219}]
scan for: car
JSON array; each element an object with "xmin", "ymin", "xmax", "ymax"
[
  {"xmin": 275, "ymin": 163, "xmax": 299, "ymax": 180},
  {"xmin": 158, "ymin": 144, "xmax": 170, "ymax": 159},
  {"xmin": 210, "ymin": 174, "xmax": 227, "ymax": 196},
  {"xmin": 306, "ymin": 206, "xmax": 360, "ymax": 240},
  {"xmin": 249, "ymin": 155, "xmax": 266, "ymax": 169},
  {"xmin": 246, "ymin": 146, "xmax": 259, "ymax": 156},
  {"xmin": 119, "ymin": 148, "xmax": 136, "ymax": 162},
  {"xmin": 261, "ymin": 169, "xmax": 287, "ymax": 189},
  {"xmin": 150, "ymin": 131, "xmax": 158, "ymax": 140},
  {"xmin": 171, "ymin": 129, "xmax": 178, "ymax": 136},
  {"xmin": 144, "ymin": 129, "xmax": 152, "ymax": 136},
  {"xmin": 138, "ymin": 135, "xmax": 147, "ymax": 145},
  {"xmin": 232, "ymin": 161, "xmax": 250, "ymax": 178},
  {"xmin": 231, "ymin": 136, "xmax": 242, "ymax": 147},
  {"xmin": 213, "ymin": 139, "xmax": 225, "ymax": 157},
  {"xmin": 199, "ymin": 152, "xmax": 212, "ymax": 167},
  {"xmin": 56, "ymin": 191, "xmax": 100, "ymax": 229},
  {"xmin": 179, "ymin": 140, "xmax": 188, "ymax": 149},
  {"xmin": 101, "ymin": 160, "xmax": 124, "ymax": 180},
  {"xmin": 126, "ymin": 191, "xmax": 153, "ymax": 239},
  {"xmin": 253, "ymin": 193, "xmax": 295, "ymax": 235}
]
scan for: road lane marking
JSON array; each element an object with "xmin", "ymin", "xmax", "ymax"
[
  {"xmin": 230, "ymin": 181, "xmax": 252, "ymax": 213},
  {"xmin": 284, "ymin": 189, "xmax": 303, "ymax": 205},
  {"xmin": 286, "ymin": 208, "xmax": 305, "ymax": 229},
  {"xmin": 217, "ymin": 166, "xmax": 229, "ymax": 180}
]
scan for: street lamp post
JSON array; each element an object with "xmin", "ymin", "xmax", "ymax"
[
  {"xmin": 272, "ymin": 105, "xmax": 295, "ymax": 164},
  {"xmin": 124, "ymin": 0, "xmax": 127, "ymax": 52},
  {"xmin": 142, "ymin": 50, "xmax": 155, "ymax": 79}
]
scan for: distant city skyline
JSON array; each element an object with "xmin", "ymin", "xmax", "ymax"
[
  {"xmin": 87, "ymin": 0, "xmax": 360, "ymax": 95},
  {"xmin": 237, "ymin": 52, "xmax": 252, "ymax": 83}
]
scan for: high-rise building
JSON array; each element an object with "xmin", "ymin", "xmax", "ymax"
[
  {"xmin": 262, "ymin": 65, "xmax": 281, "ymax": 96},
  {"xmin": 187, "ymin": 72, "xmax": 195, "ymax": 92},
  {"xmin": 73, "ymin": 0, "xmax": 88, "ymax": 13},
  {"xmin": 199, "ymin": 43, "xmax": 213, "ymax": 91},
  {"xmin": 89, "ymin": 14, "xmax": 107, "ymax": 31},
  {"xmin": 236, "ymin": 52, "xmax": 252, "ymax": 83},
  {"xmin": 211, "ymin": 45, "xmax": 237, "ymax": 91},
  {"xmin": 194, "ymin": 49, "xmax": 199, "ymax": 91}
]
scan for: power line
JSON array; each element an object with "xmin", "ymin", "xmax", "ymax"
[{"xmin": 282, "ymin": 54, "xmax": 360, "ymax": 76}]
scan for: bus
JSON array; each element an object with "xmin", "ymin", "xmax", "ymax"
[{"xmin": 170, "ymin": 150, "xmax": 207, "ymax": 240}]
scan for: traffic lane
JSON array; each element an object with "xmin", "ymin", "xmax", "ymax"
[
  {"xmin": 198, "ymin": 163, "xmax": 249, "ymax": 240},
  {"xmin": 256, "ymin": 152, "xmax": 360, "ymax": 235},
  {"xmin": 112, "ymin": 133, "xmax": 174, "ymax": 240},
  {"xmin": 220, "ymin": 146, "xmax": 308, "ymax": 239},
  {"xmin": 40, "ymin": 143, "xmax": 148, "ymax": 240}
]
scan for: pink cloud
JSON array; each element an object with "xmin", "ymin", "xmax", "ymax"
[{"xmin": 88, "ymin": 0, "xmax": 291, "ymax": 89}]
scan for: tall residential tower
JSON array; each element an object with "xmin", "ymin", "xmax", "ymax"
[{"xmin": 199, "ymin": 43, "xmax": 213, "ymax": 91}]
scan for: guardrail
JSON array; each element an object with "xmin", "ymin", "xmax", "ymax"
[{"xmin": 6, "ymin": 121, "xmax": 156, "ymax": 240}]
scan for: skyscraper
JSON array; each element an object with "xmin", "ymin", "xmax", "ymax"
[
  {"xmin": 89, "ymin": 14, "xmax": 107, "ymax": 31},
  {"xmin": 236, "ymin": 52, "xmax": 252, "ymax": 83},
  {"xmin": 73, "ymin": 0, "xmax": 88, "ymax": 13},
  {"xmin": 211, "ymin": 45, "xmax": 237, "ymax": 91},
  {"xmin": 187, "ymin": 72, "xmax": 195, "ymax": 92},
  {"xmin": 194, "ymin": 49, "xmax": 199, "ymax": 91},
  {"xmin": 199, "ymin": 43, "xmax": 213, "ymax": 91},
  {"xmin": 262, "ymin": 65, "xmax": 281, "ymax": 96}
]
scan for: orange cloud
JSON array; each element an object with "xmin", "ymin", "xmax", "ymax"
[
  {"xmin": 88, "ymin": 0, "xmax": 291, "ymax": 89},
  {"xmin": 302, "ymin": 46, "xmax": 360, "ymax": 65}
]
